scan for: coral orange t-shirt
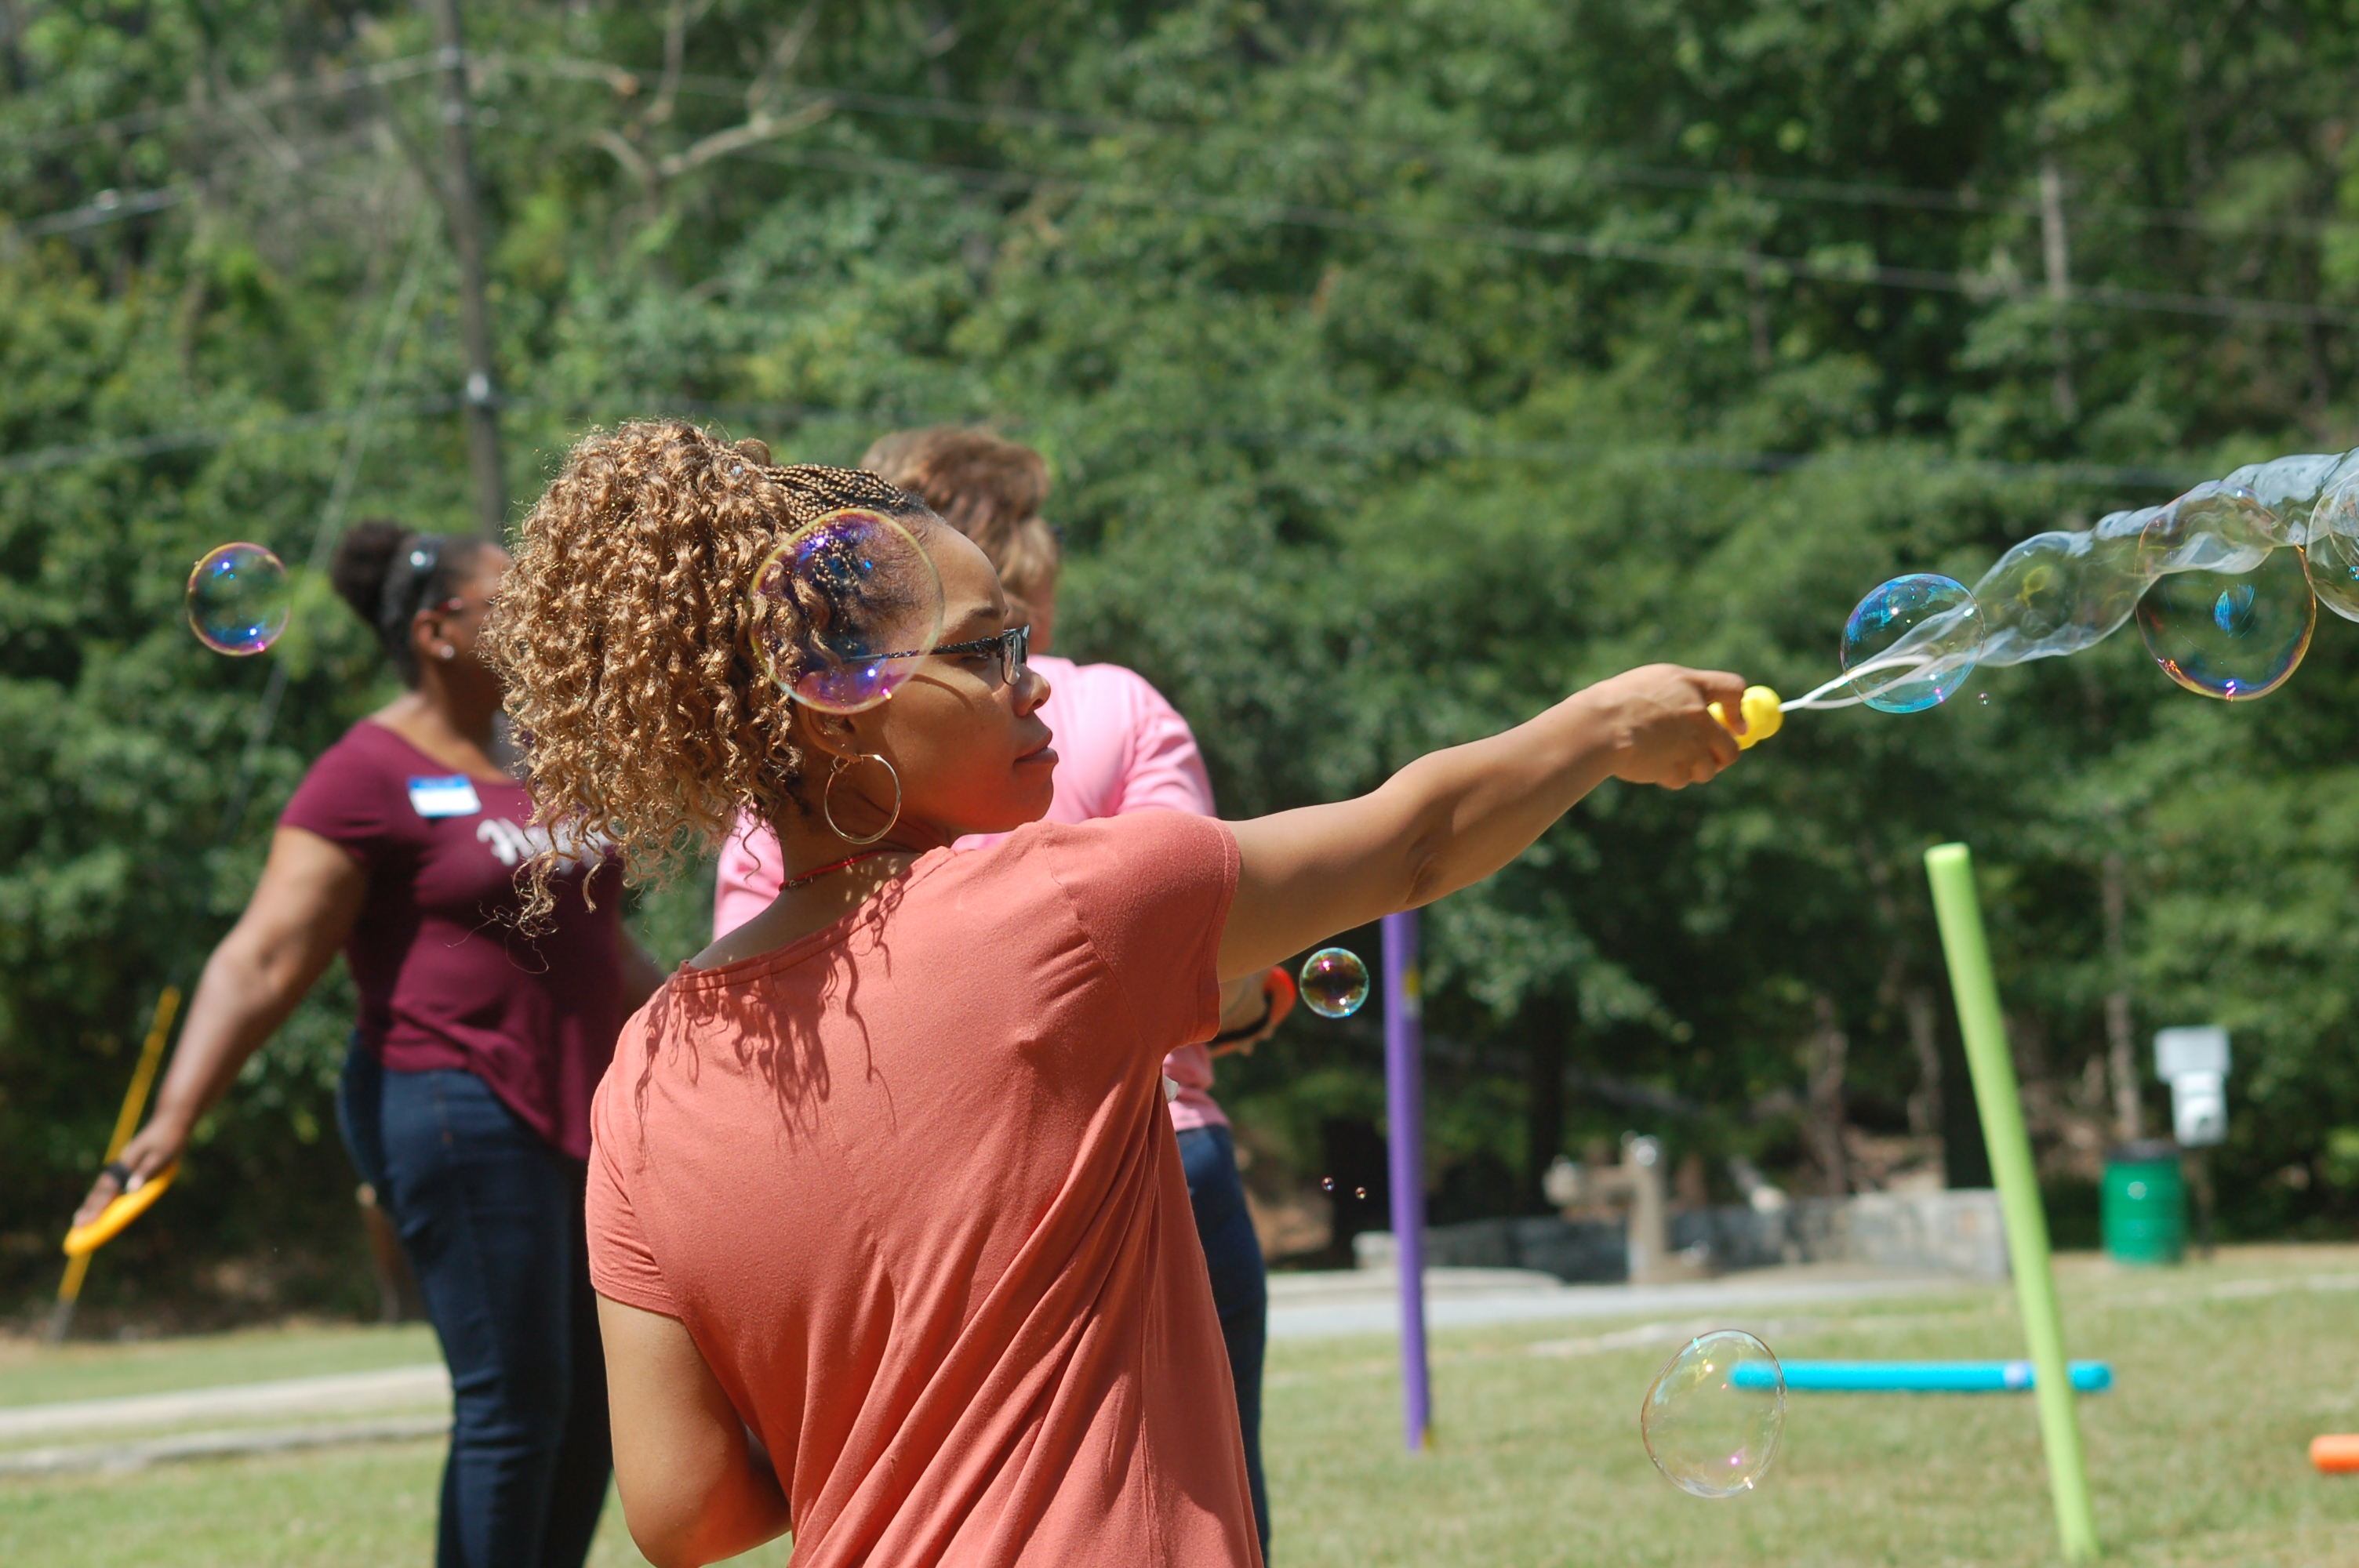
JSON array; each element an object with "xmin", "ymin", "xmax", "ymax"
[
  {"xmin": 712, "ymin": 655, "xmax": 1234, "ymax": 1134},
  {"xmin": 587, "ymin": 813, "xmax": 1260, "ymax": 1568}
]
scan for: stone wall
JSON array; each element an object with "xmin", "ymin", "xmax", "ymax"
[
  {"xmin": 1351, "ymin": 1216, "xmax": 1627, "ymax": 1279},
  {"xmin": 1353, "ymin": 1188, "xmax": 2009, "ymax": 1283}
]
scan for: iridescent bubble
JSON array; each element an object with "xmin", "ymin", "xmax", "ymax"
[
  {"xmin": 1299, "ymin": 948, "xmax": 1369, "ymax": 1018},
  {"xmin": 1971, "ymin": 520, "xmax": 2151, "ymax": 667},
  {"xmin": 185, "ymin": 543, "xmax": 291, "ymax": 655},
  {"xmin": 1641, "ymin": 1330, "xmax": 1786, "ymax": 1499},
  {"xmin": 2134, "ymin": 547, "xmax": 2315, "ymax": 701},
  {"xmin": 747, "ymin": 508, "xmax": 945, "ymax": 713},
  {"xmin": 2306, "ymin": 470, "xmax": 2359, "ymax": 624},
  {"xmin": 1839, "ymin": 574, "xmax": 1982, "ymax": 713}
]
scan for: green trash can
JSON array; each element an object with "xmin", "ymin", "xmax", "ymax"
[{"xmin": 2103, "ymin": 1140, "xmax": 2186, "ymax": 1265}]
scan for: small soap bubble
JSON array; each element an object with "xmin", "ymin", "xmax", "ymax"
[
  {"xmin": 2133, "ymin": 547, "xmax": 2315, "ymax": 701},
  {"xmin": 185, "ymin": 544, "xmax": 291, "ymax": 655},
  {"xmin": 1840, "ymin": 574, "xmax": 1982, "ymax": 713},
  {"xmin": 1355, "ymin": 1186, "xmax": 1367, "ymax": 1200},
  {"xmin": 1976, "ymin": 691, "xmax": 1990, "ymax": 705},
  {"xmin": 186, "ymin": 543, "xmax": 291, "ymax": 655},
  {"xmin": 747, "ymin": 508, "xmax": 945, "ymax": 713},
  {"xmin": 1641, "ymin": 1330, "xmax": 1786, "ymax": 1499},
  {"xmin": 1321, "ymin": 1178, "xmax": 1335, "ymax": 1192},
  {"xmin": 1299, "ymin": 948, "xmax": 1369, "ymax": 1018}
]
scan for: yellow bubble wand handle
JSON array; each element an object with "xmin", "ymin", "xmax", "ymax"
[
  {"xmin": 1708, "ymin": 686, "xmax": 1785, "ymax": 750},
  {"xmin": 49, "ymin": 985, "xmax": 183, "ymax": 1340}
]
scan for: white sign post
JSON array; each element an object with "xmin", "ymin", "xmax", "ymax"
[
  {"xmin": 2154, "ymin": 1025, "xmax": 2230, "ymax": 1149},
  {"xmin": 2154, "ymin": 1025, "xmax": 2229, "ymax": 1258}
]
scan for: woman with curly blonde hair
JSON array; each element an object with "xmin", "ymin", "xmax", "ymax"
[
  {"xmin": 714, "ymin": 424, "xmax": 1293, "ymax": 1555},
  {"xmin": 487, "ymin": 419, "xmax": 1749, "ymax": 1568}
]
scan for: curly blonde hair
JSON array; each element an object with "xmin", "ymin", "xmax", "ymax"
[{"xmin": 483, "ymin": 419, "xmax": 923, "ymax": 920}]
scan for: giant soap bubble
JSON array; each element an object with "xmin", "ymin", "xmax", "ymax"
[{"xmin": 1776, "ymin": 453, "xmax": 2359, "ymax": 720}]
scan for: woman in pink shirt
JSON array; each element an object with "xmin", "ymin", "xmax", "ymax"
[
  {"xmin": 488, "ymin": 420, "xmax": 1746, "ymax": 1567},
  {"xmin": 711, "ymin": 427, "xmax": 1288, "ymax": 1550}
]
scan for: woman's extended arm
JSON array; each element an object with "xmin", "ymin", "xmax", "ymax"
[
  {"xmin": 599, "ymin": 1295, "xmax": 792, "ymax": 1568},
  {"xmin": 1218, "ymin": 664, "xmax": 1745, "ymax": 981},
  {"xmin": 72, "ymin": 826, "xmax": 368, "ymax": 1225}
]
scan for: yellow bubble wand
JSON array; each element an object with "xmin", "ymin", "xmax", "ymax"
[
  {"xmin": 1708, "ymin": 650, "xmax": 1959, "ymax": 748},
  {"xmin": 47, "ymin": 985, "xmax": 183, "ymax": 1342}
]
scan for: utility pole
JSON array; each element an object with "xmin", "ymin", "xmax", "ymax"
[
  {"xmin": 426, "ymin": 0, "xmax": 505, "ymax": 532},
  {"xmin": 2040, "ymin": 157, "xmax": 2077, "ymax": 423}
]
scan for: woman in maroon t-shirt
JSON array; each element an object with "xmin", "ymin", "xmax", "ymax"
[{"xmin": 77, "ymin": 521, "xmax": 663, "ymax": 1568}]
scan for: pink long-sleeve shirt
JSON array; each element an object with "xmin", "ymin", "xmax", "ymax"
[{"xmin": 713, "ymin": 653, "xmax": 1233, "ymax": 1131}]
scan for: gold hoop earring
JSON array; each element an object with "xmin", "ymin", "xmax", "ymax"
[{"xmin": 822, "ymin": 753, "xmax": 901, "ymax": 845}]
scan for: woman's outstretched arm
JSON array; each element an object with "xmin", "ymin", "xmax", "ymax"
[
  {"xmin": 1219, "ymin": 664, "xmax": 1744, "ymax": 980},
  {"xmin": 73, "ymin": 826, "xmax": 367, "ymax": 1225}
]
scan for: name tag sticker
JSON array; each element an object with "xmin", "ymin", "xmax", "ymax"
[{"xmin": 408, "ymin": 775, "xmax": 482, "ymax": 818}]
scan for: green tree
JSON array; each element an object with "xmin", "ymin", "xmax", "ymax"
[{"xmin": 10, "ymin": 0, "xmax": 2359, "ymax": 1317}]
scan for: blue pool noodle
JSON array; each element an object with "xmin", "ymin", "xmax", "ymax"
[{"xmin": 1729, "ymin": 1360, "xmax": 2112, "ymax": 1393}]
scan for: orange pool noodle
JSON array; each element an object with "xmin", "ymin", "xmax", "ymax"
[
  {"xmin": 2310, "ymin": 1436, "xmax": 2359, "ymax": 1474},
  {"xmin": 62, "ymin": 1163, "xmax": 178, "ymax": 1258}
]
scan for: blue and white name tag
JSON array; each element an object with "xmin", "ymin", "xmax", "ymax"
[{"xmin": 407, "ymin": 775, "xmax": 482, "ymax": 818}]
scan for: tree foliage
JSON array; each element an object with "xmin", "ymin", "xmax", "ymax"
[{"xmin": 9, "ymin": 0, "xmax": 2359, "ymax": 1312}]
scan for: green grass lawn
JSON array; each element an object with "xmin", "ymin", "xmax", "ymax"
[
  {"xmin": 0, "ymin": 1319, "xmax": 441, "ymax": 1410},
  {"xmin": 8, "ymin": 1247, "xmax": 2359, "ymax": 1565}
]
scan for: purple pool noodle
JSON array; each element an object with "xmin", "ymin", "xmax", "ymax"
[{"xmin": 1383, "ymin": 911, "xmax": 1430, "ymax": 1450}]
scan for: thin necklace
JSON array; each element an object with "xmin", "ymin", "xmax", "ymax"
[{"xmin": 780, "ymin": 848, "xmax": 899, "ymax": 892}]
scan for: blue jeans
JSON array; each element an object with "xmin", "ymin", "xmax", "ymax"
[
  {"xmin": 340, "ymin": 1050, "xmax": 610, "ymax": 1568},
  {"xmin": 1180, "ymin": 1124, "xmax": 1271, "ymax": 1554}
]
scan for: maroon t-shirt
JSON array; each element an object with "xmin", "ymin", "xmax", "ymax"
[{"xmin": 280, "ymin": 720, "xmax": 623, "ymax": 1162}]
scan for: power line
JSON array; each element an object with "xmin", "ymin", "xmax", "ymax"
[
  {"xmin": 730, "ymin": 142, "xmax": 2359, "ymax": 329},
  {"xmin": 1201, "ymin": 428, "xmax": 2206, "ymax": 490},
  {"xmin": 12, "ymin": 118, "xmax": 383, "ymax": 238},
  {"xmin": 18, "ymin": 51, "xmax": 2346, "ymax": 327},
  {"xmin": 34, "ymin": 118, "xmax": 2346, "ymax": 331},
  {"xmin": 14, "ymin": 46, "xmax": 2342, "ymax": 245},
  {"xmin": 499, "ymin": 53, "xmax": 2353, "ymax": 244},
  {"xmin": 2, "ymin": 53, "xmax": 437, "ymax": 158},
  {"xmin": 22, "ymin": 184, "xmax": 188, "ymax": 234},
  {"xmin": 0, "ymin": 387, "xmax": 2208, "ymax": 493},
  {"xmin": 0, "ymin": 401, "xmax": 443, "ymax": 477},
  {"xmin": 115, "ymin": 48, "xmax": 2298, "ymax": 326}
]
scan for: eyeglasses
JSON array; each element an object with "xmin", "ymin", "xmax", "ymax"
[{"xmin": 880, "ymin": 623, "xmax": 1030, "ymax": 690}]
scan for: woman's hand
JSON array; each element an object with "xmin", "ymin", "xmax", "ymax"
[
  {"xmin": 72, "ymin": 1118, "xmax": 191, "ymax": 1229},
  {"xmin": 73, "ymin": 826, "xmax": 366, "ymax": 1229},
  {"xmin": 1207, "ymin": 967, "xmax": 1294, "ymax": 1058},
  {"xmin": 1219, "ymin": 664, "xmax": 1745, "ymax": 982},
  {"xmin": 1583, "ymin": 663, "xmax": 1749, "ymax": 789}
]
